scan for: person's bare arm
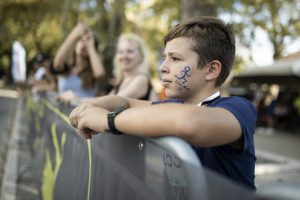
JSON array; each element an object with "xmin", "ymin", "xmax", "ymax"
[
  {"xmin": 32, "ymin": 82, "xmax": 56, "ymax": 92},
  {"xmin": 115, "ymin": 104, "xmax": 242, "ymax": 147},
  {"xmin": 82, "ymin": 95, "xmax": 151, "ymax": 111},
  {"xmin": 84, "ymin": 31, "xmax": 105, "ymax": 78},
  {"xmin": 53, "ymin": 23, "xmax": 88, "ymax": 70},
  {"xmin": 69, "ymin": 95, "xmax": 150, "ymax": 138},
  {"xmin": 70, "ymin": 102, "xmax": 242, "ymax": 147},
  {"xmin": 116, "ymin": 75, "xmax": 149, "ymax": 99}
]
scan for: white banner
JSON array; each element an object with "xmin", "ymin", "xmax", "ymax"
[{"xmin": 11, "ymin": 41, "xmax": 26, "ymax": 82}]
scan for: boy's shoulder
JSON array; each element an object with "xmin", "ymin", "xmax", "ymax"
[
  {"xmin": 209, "ymin": 96, "xmax": 257, "ymax": 119},
  {"xmin": 212, "ymin": 96, "xmax": 255, "ymax": 108},
  {"xmin": 152, "ymin": 96, "xmax": 255, "ymax": 108}
]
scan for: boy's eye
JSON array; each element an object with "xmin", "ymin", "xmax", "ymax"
[{"xmin": 172, "ymin": 57, "xmax": 180, "ymax": 61}]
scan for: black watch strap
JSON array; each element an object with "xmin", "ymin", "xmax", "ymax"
[{"xmin": 107, "ymin": 106, "xmax": 127, "ymax": 135}]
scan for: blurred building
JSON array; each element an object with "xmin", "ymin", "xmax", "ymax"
[
  {"xmin": 230, "ymin": 52, "xmax": 300, "ymax": 132},
  {"xmin": 231, "ymin": 51, "xmax": 300, "ymax": 89}
]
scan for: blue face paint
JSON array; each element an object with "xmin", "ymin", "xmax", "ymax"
[{"xmin": 175, "ymin": 66, "xmax": 191, "ymax": 91}]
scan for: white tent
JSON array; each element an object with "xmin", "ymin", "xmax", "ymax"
[
  {"xmin": 232, "ymin": 56, "xmax": 300, "ymax": 86},
  {"xmin": 238, "ymin": 58, "xmax": 300, "ymax": 77}
]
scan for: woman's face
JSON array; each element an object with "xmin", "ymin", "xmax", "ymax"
[
  {"xmin": 116, "ymin": 40, "xmax": 143, "ymax": 72},
  {"xmin": 75, "ymin": 37, "xmax": 88, "ymax": 58}
]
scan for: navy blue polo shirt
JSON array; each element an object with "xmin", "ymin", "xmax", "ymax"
[
  {"xmin": 194, "ymin": 97, "xmax": 257, "ymax": 190},
  {"xmin": 153, "ymin": 97, "xmax": 257, "ymax": 190}
]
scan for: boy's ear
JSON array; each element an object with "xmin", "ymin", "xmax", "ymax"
[{"xmin": 205, "ymin": 60, "xmax": 221, "ymax": 81}]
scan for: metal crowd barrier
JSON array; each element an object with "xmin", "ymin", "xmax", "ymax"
[{"xmin": 16, "ymin": 91, "xmax": 260, "ymax": 200}]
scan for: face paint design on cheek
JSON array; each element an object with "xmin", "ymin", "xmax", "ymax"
[{"xmin": 175, "ymin": 66, "xmax": 191, "ymax": 91}]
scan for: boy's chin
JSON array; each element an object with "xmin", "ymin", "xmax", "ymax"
[{"xmin": 165, "ymin": 89, "xmax": 184, "ymax": 99}]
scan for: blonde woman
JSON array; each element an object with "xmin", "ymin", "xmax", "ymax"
[{"xmin": 110, "ymin": 33, "xmax": 152, "ymax": 100}]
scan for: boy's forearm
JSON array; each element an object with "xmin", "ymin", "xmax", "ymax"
[
  {"xmin": 114, "ymin": 104, "xmax": 241, "ymax": 147},
  {"xmin": 115, "ymin": 103, "xmax": 191, "ymax": 138}
]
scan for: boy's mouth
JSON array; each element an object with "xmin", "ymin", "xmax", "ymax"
[{"xmin": 162, "ymin": 79, "xmax": 172, "ymax": 87}]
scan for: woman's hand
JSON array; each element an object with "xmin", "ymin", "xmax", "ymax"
[
  {"xmin": 57, "ymin": 90, "xmax": 77, "ymax": 104},
  {"xmin": 82, "ymin": 30, "xmax": 96, "ymax": 53},
  {"xmin": 71, "ymin": 22, "xmax": 90, "ymax": 40}
]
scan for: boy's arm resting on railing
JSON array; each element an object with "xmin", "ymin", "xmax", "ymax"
[
  {"xmin": 69, "ymin": 97, "xmax": 242, "ymax": 147},
  {"xmin": 70, "ymin": 95, "xmax": 151, "ymax": 139}
]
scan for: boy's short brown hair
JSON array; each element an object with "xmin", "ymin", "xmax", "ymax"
[{"xmin": 164, "ymin": 16, "xmax": 236, "ymax": 86}]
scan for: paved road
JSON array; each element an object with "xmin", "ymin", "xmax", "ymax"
[
  {"xmin": 0, "ymin": 95, "xmax": 17, "ymax": 191},
  {"xmin": 255, "ymin": 129, "xmax": 300, "ymax": 161},
  {"xmin": 254, "ymin": 128, "xmax": 300, "ymax": 200}
]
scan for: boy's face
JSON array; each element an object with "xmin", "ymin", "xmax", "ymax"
[{"xmin": 160, "ymin": 37, "xmax": 207, "ymax": 102}]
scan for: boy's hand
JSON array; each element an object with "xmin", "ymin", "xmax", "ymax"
[
  {"xmin": 69, "ymin": 102, "xmax": 90, "ymax": 128},
  {"xmin": 69, "ymin": 104, "xmax": 109, "ymax": 139}
]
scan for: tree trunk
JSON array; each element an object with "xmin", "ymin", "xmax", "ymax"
[
  {"xmin": 60, "ymin": 0, "xmax": 73, "ymax": 38},
  {"xmin": 181, "ymin": 0, "xmax": 217, "ymax": 20},
  {"xmin": 108, "ymin": 0, "xmax": 125, "ymax": 42},
  {"xmin": 96, "ymin": 0, "xmax": 126, "ymax": 80}
]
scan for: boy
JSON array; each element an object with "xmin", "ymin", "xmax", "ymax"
[{"xmin": 69, "ymin": 16, "xmax": 257, "ymax": 190}]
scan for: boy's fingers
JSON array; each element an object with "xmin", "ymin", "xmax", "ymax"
[
  {"xmin": 82, "ymin": 132, "xmax": 92, "ymax": 139},
  {"xmin": 69, "ymin": 104, "xmax": 84, "ymax": 127},
  {"xmin": 69, "ymin": 104, "xmax": 86, "ymax": 127},
  {"xmin": 69, "ymin": 108, "xmax": 79, "ymax": 127},
  {"xmin": 80, "ymin": 128, "xmax": 93, "ymax": 139},
  {"xmin": 77, "ymin": 103, "xmax": 89, "ymax": 117}
]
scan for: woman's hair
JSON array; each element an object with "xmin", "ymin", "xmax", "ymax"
[
  {"xmin": 113, "ymin": 33, "xmax": 149, "ymax": 81},
  {"xmin": 81, "ymin": 32, "xmax": 99, "ymax": 89},
  {"xmin": 70, "ymin": 32, "xmax": 99, "ymax": 89}
]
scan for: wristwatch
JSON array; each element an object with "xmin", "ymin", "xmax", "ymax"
[{"xmin": 107, "ymin": 106, "xmax": 127, "ymax": 135}]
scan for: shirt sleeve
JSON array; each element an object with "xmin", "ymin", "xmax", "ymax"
[{"xmin": 216, "ymin": 97, "xmax": 257, "ymax": 152}]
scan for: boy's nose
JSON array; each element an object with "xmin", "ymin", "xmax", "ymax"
[{"xmin": 159, "ymin": 61, "xmax": 169, "ymax": 74}]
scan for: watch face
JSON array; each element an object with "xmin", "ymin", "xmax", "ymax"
[
  {"xmin": 108, "ymin": 111, "xmax": 116, "ymax": 117},
  {"xmin": 115, "ymin": 106, "xmax": 127, "ymax": 115},
  {"xmin": 108, "ymin": 106, "xmax": 127, "ymax": 118},
  {"xmin": 116, "ymin": 106, "xmax": 127, "ymax": 113}
]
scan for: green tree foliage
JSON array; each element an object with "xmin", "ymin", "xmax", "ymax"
[
  {"xmin": 96, "ymin": 0, "xmax": 126, "ymax": 78},
  {"xmin": 0, "ymin": 0, "xmax": 64, "ymax": 76},
  {"xmin": 0, "ymin": 0, "xmax": 126, "ymax": 79},
  {"xmin": 227, "ymin": 0, "xmax": 300, "ymax": 60},
  {"xmin": 0, "ymin": 0, "xmax": 299, "ymax": 81},
  {"xmin": 182, "ymin": 0, "xmax": 217, "ymax": 19}
]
